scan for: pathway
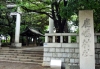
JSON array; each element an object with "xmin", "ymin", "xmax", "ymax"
[{"xmin": 0, "ymin": 61, "xmax": 44, "ymax": 69}]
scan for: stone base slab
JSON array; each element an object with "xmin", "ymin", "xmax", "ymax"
[
  {"xmin": 11, "ymin": 43, "xmax": 22, "ymax": 48},
  {"xmin": 42, "ymin": 62, "xmax": 50, "ymax": 66}
]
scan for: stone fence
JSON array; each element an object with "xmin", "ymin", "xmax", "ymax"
[{"xmin": 42, "ymin": 33, "xmax": 100, "ymax": 68}]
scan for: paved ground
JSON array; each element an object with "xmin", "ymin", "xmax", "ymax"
[{"xmin": 0, "ymin": 61, "xmax": 45, "ymax": 69}]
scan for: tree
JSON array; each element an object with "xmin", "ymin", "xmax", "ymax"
[
  {"xmin": 19, "ymin": 0, "xmax": 68, "ymax": 33},
  {"xmin": 0, "ymin": 1, "xmax": 17, "ymax": 44},
  {"xmin": 21, "ymin": 13, "xmax": 48, "ymax": 34},
  {"xmin": 20, "ymin": 0, "xmax": 100, "ymax": 33},
  {"xmin": 65, "ymin": 0, "xmax": 100, "ymax": 33}
]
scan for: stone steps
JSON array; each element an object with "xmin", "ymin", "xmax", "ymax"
[
  {"xmin": 0, "ymin": 53, "xmax": 43, "ymax": 57},
  {"xmin": 0, "ymin": 47, "xmax": 43, "ymax": 65},
  {"xmin": 0, "ymin": 56, "xmax": 43, "ymax": 64},
  {"xmin": 9, "ymin": 58, "xmax": 42, "ymax": 63},
  {"xmin": 0, "ymin": 59, "xmax": 42, "ymax": 65},
  {"xmin": 0, "ymin": 50, "xmax": 43, "ymax": 54},
  {"xmin": 0, "ymin": 55, "xmax": 43, "ymax": 60}
]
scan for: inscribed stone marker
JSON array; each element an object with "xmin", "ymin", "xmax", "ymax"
[{"xmin": 79, "ymin": 10, "xmax": 95, "ymax": 69}]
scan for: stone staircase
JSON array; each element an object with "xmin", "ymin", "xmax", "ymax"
[{"xmin": 0, "ymin": 47, "xmax": 43, "ymax": 65}]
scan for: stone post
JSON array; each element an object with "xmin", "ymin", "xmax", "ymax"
[
  {"xmin": 49, "ymin": 17, "xmax": 54, "ymax": 33},
  {"xmin": 53, "ymin": 36, "xmax": 55, "ymax": 43},
  {"xmin": 45, "ymin": 35, "xmax": 48, "ymax": 43},
  {"xmin": 15, "ymin": 13, "xmax": 20, "ymax": 43},
  {"xmin": 11, "ymin": 7, "xmax": 22, "ymax": 47},
  {"xmin": 79, "ymin": 10, "xmax": 95, "ymax": 69},
  {"xmin": 60, "ymin": 35, "xmax": 63, "ymax": 43},
  {"xmin": 14, "ymin": 13, "xmax": 22, "ymax": 47},
  {"xmin": 68, "ymin": 36, "xmax": 71, "ymax": 43}
]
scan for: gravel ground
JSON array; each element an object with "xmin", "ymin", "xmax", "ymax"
[{"xmin": 0, "ymin": 61, "xmax": 45, "ymax": 69}]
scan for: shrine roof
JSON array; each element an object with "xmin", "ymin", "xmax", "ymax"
[{"xmin": 21, "ymin": 27, "xmax": 43, "ymax": 37}]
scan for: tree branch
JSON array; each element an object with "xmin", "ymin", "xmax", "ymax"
[{"xmin": 21, "ymin": 6, "xmax": 53, "ymax": 18}]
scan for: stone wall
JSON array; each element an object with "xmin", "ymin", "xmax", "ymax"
[
  {"xmin": 42, "ymin": 43, "xmax": 79, "ymax": 66},
  {"xmin": 43, "ymin": 43, "xmax": 100, "ymax": 69},
  {"xmin": 42, "ymin": 33, "xmax": 100, "ymax": 69}
]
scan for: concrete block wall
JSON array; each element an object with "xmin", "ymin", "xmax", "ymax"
[
  {"xmin": 42, "ymin": 43, "xmax": 79, "ymax": 66},
  {"xmin": 43, "ymin": 43, "xmax": 100, "ymax": 68}
]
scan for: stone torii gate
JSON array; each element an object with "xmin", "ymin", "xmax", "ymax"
[{"xmin": 7, "ymin": 2, "xmax": 22, "ymax": 48}]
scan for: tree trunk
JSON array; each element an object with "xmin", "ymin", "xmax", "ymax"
[
  {"xmin": 55, "ymin": 19, "xmax": 67, "ymax": 42},
  {"xmin": 9, "ymin": 32, "xmax": 14, "ymax": 44},
  {"xmin": 63, "ymin": 22, "xmax": 69, "ymax": 43}
]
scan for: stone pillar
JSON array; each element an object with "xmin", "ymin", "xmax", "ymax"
[
  {"xmin": 11, "ymin": 12, "xmax": 22, "ymax": 47},
  {"xmin": 79, "ymin": 10, "xmax": 95, "ymax": 69},
  {"xmin": 15, "ymin": 13, "xmax": 20, "ymax": 43},
  {"xmin": 49, "ymin": 17, "xmax": 54, "ymax": 33},
  {"xmin": 11, "ymin": 6, "xmax": 22, "ymax": 48},
  {"xmin": 14, "ymin": 13, "xmax": 22, "ymax": 47},
  {"xmin": 10, "ymin": 12, "xmax": 22, "ymax": 47}
]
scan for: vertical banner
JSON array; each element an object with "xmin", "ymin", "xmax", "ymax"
[{"xmin": 79, "ymin": 10, "xmax": 95, "ymax": 69}]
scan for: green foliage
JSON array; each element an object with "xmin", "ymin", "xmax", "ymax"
[
  {"xmin": 60, "ymin": 0, "xmax": 100, "ymax": 33},
  {"xmin": 0, "ymin": 1, "xmax": 6, "ymax": 10},
  {"xmin": 71, "ymin": 36, "xmax": 76, "ymax": 43},
  {"xmin": 21, "ymin": 13, "xmax": 48, "ymax": 34},
  {"xmin": 20, "ymin": 0, "xmax": 51, "ymax": 13},
  {"xmin": 60, "ymin": 0, "xmax": 100, "ymax": 19}
]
